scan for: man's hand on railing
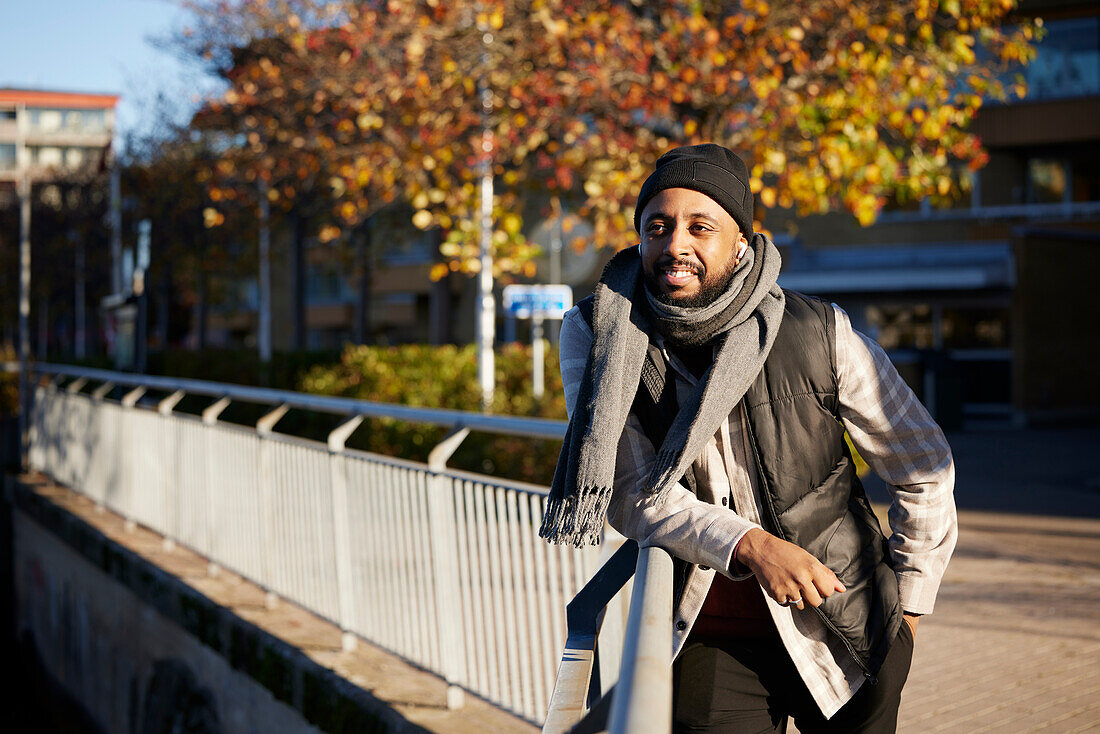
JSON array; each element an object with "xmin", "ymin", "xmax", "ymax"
[{"xmin": 734, "ymin": 528, "xmax": 846, "ymax": 611}]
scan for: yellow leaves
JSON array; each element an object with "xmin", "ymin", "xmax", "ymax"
[
  {"xmin": 921, "ymin": 118, "xmax": 942, "ymax": 139},
  {"xmin": 937, "ymin": 176, "xmax": 952, "ymax": 196},
  {"xmin": 854, "ymin": 195, "xmax": 879, "ymax": 226},
  {"xmin": 583, "ymin": 179, "xmax": 604, "ymax": 197},
  {"xmin": 759, "ymin": 187, "xmax": 777, "ymax": 208},
  {"xmin": 319, "ymin": 225, "xmax": 342, "ymax": 243},
  {"xmin": 202, "ymin": 207, "xmax": 224, "ymax": 228},
  {"xmin": 356, "ymin": 112, "xmax": 383, "ymax": 130},
  {"xmin": 787, "ymin": 26, "xmax": 805, "ymax": 42},
  {"xmin": 412, "ymin": 210, "xmax": 434, "ymax": 229},
  {"xmin": 749, "ymin": 177, "xmax": 763, "ymax": 194},
  {"xmin": 683, "ymin": 119, "xmax": 698, "ymax": 137},
  {"xmin": 429, "ymin": 263, "xmax": 451, "ymax": 281},
  {"xmin": 502, "ymin": 213, "xmax": 522, "ymax": 235}
]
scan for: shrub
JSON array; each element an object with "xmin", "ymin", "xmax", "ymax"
[{"xmin": 298, "ymin": 343, "xmax": 567, "ymax": 485}]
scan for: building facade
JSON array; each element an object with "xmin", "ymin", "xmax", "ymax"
[
  {"xmin": 0, "ymin": 88, "xmax": 119, "ymax": 358},
  {"xmin": 0, "ymin": 88, "xmax": 118, "ymax": 184},
  {"xmin": 773, "ymin": 0, "xmax": 1100, "ymax": 427}
]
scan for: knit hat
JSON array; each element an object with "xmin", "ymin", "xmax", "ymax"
[{"xmin": 634, "ymin": 143, "xmax": 754, "ymax": 238}]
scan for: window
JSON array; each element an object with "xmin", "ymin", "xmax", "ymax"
[
  {"xmin": 30, "ymin": 109, "xmax": 62, "ymax": 132},
  {"xmin": 865, "ymin": 304, "xmax": 935, "ymax": 350},
  {"xmin": 65, "ymin": 147, "xmax": 84, "ymax": 168},
  {"xmin": 1027, "ymin": 158, "xmax": 1068, "ymax": 203},
  {"xmin": 306, "ymin": 261, "xmax": 354, "ymax": 304},
  {"xmin": 79, "ymin": 109, "xmax": 108, "ymax": 134},
  {"xmin": 942, "ymin": 307, "xmax": 1010, "ymax": 350},
  {"xmin": 0, "ymin": 144, "xmax": 15, "ymax": 170},
  {"xmin": 1025, "ymin": 17, "xmax": 1100, "ymax": 101},
  {"xmin": 34, "ymin": 146, "xmax": 63, "ymax": 168}
]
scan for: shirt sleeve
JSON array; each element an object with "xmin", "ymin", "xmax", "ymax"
[
  {"xmin": 558, "ymin": 307, "xmax": 758, "ymax": 576},
  {"xmin": 832, "ymin": 304, "xmax": 958, "ymax": 615}
]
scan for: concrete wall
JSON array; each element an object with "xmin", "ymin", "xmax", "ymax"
[
  {"xmin": 3, "ymin": 476, "xmax": 424, "ymax": 734},
  {"xmin": 11, "ymin": 504, "xmax": 322, "ymax": 734}
]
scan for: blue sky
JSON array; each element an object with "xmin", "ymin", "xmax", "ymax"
[{"xmin": 0, "ymin": 0, "xmax": 221, "ymax": 141}]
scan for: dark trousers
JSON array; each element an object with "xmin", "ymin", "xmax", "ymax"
[{"xmin": 672, "ymin": 623, "xmax": 914, "ymax": 734}]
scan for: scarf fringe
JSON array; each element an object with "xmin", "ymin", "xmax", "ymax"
[
  {"xmin": 538, "ymin": 484, "xmax": 613, "ymax": 547},
  {"xmin": 647, "ymin": 446, "xmax": 683, "ymax": 504}
]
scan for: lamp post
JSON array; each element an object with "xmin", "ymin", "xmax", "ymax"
[{"xmin": 475, "ymin": 14, "xmax": 496, "ymax": 411}]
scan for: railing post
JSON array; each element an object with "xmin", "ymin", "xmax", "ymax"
[
  {"xmin": 257, "ymin": 403, "xmax": 289, "ymax": 609},
  {"xmin": 88, "ymin": 381, "xmax": 114, "ymax": 514},
  {"xmin": 427, "ymin": 425, "xmax": 471, "ymax": 710},
  {"xmin": 65, "ymin": 377, "xmax": 88, "ymax": 394},
  {"xmin": 327, "ymin": 413, "xmax": 364, "ymax": 653},
  {"xmin": 91, "ymin": 381, "xmax": 114, "ymax": 401},
  {"xmin": 120, "ymin": 386, "xmax": 146, "ymax": 532},
  {"xmin": 202, "ymin": 396, "xmax": 231, "ymax": 576},
  {"xmin": 157, "ymin": 390, "xmax": 185, "ymax": 552}
]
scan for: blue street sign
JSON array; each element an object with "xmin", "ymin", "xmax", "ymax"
[{"xmin": 502, "ymin": 284, "xmax": 573, "ymax": 319}]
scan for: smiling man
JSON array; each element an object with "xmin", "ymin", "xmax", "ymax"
[{"xmin": 541, "ymin": 144, "xmax": 958, "ymax": 733}]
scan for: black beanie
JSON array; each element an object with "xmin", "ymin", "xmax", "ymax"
[{"xmin": 634, "ymin": 143, "xmax": 754, "ymax": 238}]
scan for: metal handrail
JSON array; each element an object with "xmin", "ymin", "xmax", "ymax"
[
  {"xmin": 28, "ymin": 362, "xmax": 567, "ymax": 440},
  {"xmin": 543, "ymin": 543, "xmax": 674, "ymax": 734}
]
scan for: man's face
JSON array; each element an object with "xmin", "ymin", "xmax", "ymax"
[{"xmin": 639, "ymin": 187, "xmax": 747, "ymax": 307}]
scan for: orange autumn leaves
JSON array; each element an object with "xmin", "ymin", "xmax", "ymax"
[{"xmin": 188, "ymin": 0, "xmax": 1037, "ymax": 276}]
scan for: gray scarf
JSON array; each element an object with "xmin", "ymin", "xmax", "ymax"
[{"xmin": 539, "ymin": 233, "xmax": 785, "ymax": 547}]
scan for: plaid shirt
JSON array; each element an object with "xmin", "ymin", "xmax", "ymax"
[{"xmin": 558, "ymin": 302, "xmax": 957, "ymax": 718}]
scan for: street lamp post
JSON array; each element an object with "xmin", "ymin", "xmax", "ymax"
[{"xmin": 475, "ymin": 19, "xmax": 496, "ymax": 412}]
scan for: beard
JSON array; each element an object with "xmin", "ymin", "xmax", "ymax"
[{"xmin": 643, "ymin": 255, "xmax": 740, "ymax": 308}]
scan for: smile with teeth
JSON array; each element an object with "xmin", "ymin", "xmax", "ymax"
[{"xmin": 660, "ymin": 263, "xmax": 702, "ymax": 287}]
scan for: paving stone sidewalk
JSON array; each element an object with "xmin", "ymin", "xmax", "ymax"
[{"xmin": 893, "ymin": 509, "xmax": 1100, "ymax": 733}]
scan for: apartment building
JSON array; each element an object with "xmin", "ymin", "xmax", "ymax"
[
  {"xmin": 0, "ymin": 88, "xmax": 119, "ymax": 357},
  {"xmin": 0, "ymin": 88, "xmax": 118, "ymax": 183}
]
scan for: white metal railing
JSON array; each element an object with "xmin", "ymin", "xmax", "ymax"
[{"xmin": 21, "ymin": 362, "xmax": 605, "ymax": 724}]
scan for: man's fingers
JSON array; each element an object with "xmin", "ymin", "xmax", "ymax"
[
  {"xmin": 812, "ymin": 568, "xmax": 844, "ymax": 600},
  {"xmin": 802, "ymin": 585, "xmax": 825, "ymax": 608}
]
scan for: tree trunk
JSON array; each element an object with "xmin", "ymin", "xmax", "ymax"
[
  {"xmin": 429, "ymin": 228, "xmax": 451, "ymax": 345},
  {"xmin": 354, "ymin": 218, "xmax": 373, "ymax": 345},
  {"xmin": 196, "ymin": 268, "xmax": 208, "ymax": 350},
  {"xmin": 291, "ymin": 210, "xmax": 308, "ymax": 350}
]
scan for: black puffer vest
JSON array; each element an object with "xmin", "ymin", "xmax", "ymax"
[{"xmin": 578, "ymin": 289, "xmax": 902, "ymax": 677}]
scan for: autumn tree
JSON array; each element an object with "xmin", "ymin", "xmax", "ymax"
[{"xmin": 183, "ymin": 0, "xmax": 1037, "ymax": 278}]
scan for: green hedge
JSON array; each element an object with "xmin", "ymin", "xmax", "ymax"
[{"xmin": 298, "ymin": 343, "xmax": 567, "ymax": 484}]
